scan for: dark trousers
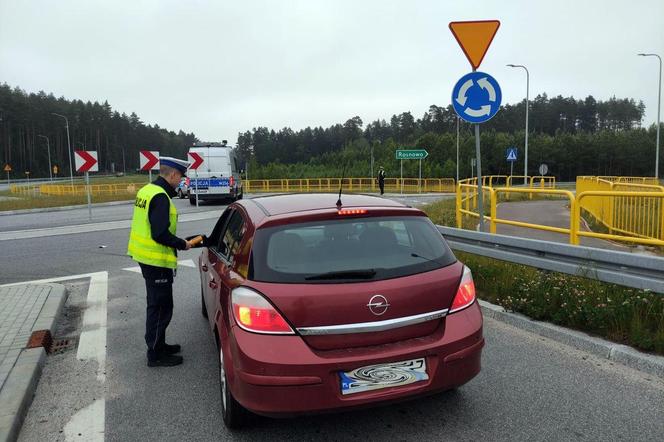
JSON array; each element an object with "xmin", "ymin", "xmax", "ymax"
[
  {"xmin": 140, "ymin": 264, "xmax": 174, "ymax": 360},
  {"xmin": 379, "ymin": 181, "xmax": 385, "ymax": 195}
]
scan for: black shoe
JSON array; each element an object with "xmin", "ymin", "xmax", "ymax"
[
  {"xmin": 160, "ymin": 344, "xmax": 181, "ymax": 355},
  {"xmin": 148, "ymin": 354, "xmax": 183, "ymax": 367}
]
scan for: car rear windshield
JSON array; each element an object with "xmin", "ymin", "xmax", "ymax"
[{"xmin": 250, "ymin": 215, "xmax": 456, "ymax": 283}]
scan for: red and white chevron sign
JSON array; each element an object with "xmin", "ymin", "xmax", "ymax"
[
  {"xmin": 188, "ymin": 152, "xmax": 204, "ymax": 170},
  {"xmin": 74, "ymin": 150, "xmax": 98, "ymax": 173},
  {"xmin": 140, "ymin": 150, "xmax": 160, "ymax": 171}
]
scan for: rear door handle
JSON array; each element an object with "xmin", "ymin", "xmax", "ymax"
[
  {"xmin": 209, "ymin": 278, "xmax": 218, "ymax": 289},
  {"xmin": 202, "ymin": 264, "xmax": 208, "ymax": 272}
]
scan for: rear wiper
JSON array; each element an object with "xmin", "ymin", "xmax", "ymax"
[{"xmin": 305, "ymin": 269, "xmax": 377, "ymax": 281}]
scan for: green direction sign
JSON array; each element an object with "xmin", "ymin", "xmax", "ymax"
[{"xmin": 395, "ymin": 149, "xmax": 428, "ymax": 160}]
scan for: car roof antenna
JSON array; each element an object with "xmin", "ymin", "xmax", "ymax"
[{"xmin": 336, "ymin": 163, "xmax": 347, "ymax": 209}]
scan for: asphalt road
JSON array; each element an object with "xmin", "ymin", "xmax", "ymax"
[
  {"xmin": 3, "ymin": 194, "xmax": 663, "ymax": 441},
  {"xmin": 495, "ymin": 200, "xmax": 629, "ymax": 251}
]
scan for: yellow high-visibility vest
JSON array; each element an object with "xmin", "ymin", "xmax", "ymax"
[{"xmin": 127, "ymin": 183, "xmax": 178, "ymax": 269}]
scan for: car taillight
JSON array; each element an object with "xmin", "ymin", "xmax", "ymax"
[
  {"xmin": 229, "ymin": 176, "xmax": 235, "ymax": 186},
  {"xmin": 231, "ymin": 287, "xmax": 294, "ymax": 334},
  {"xmin": 449, "ymin": 266, "xmax": 476, "ymax": 314}
]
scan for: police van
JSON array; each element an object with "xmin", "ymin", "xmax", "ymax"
[{"xmin": 187, "ymin": 141, "xmax": 243, "ymax": 205}]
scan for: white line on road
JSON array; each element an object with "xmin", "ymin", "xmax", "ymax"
[
  {"xmin": 122, "ymin": 259, "xmax": 196, "ymax": 273},
  {"xmin": 77, "ymin": 272, "xmax": 108, "ymax": 382},
  {"xmin": 0, "ymin": 210, "xmax": 221, "ymax": 241}
]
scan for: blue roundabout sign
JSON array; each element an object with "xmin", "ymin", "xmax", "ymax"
[{"xmin": 451, "ymin": 71, "xmax": 502, "ymax": 124}]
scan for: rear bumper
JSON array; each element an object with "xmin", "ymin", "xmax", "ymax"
[
  {"xmin": 225, "ymin": 302, "xmax": 484, "ymax": 417},
  {"xmin": 191, "ymin": 187, "xmax": 240, "ymax": 200}
]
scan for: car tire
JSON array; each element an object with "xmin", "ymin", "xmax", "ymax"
[
  {"xmin": 201, "ymin": 285, "xmax": 208, "ymax": 319},
  {"xmin": 219, "ymin": 342, "xmax": 248, "ymax": 429},
  {"xmin": 189, "ymin": 196, "xmax": 196, "ymax": 205}
]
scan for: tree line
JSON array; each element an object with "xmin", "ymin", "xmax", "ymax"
[
  {"xmin": 238, "ymin": 94, "xmax": 659, "ymax": 181},
  {"xmin": 1, "ymin": 82, "xmax": 657, "ymax": 182},
  {"xmin": 0, "ymin": 84, "xmax": 197, "ymax": 178}
]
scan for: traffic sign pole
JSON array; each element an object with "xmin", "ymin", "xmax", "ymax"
[
  {"xmin": 400, "ymin": 160, "xmax": 403, "ymax": 195},
  {"xmin": 419, "ymin": 159, "xmax": 422, "ymax": 194},
  {"xmin": 475, "ymin": 124, "xmax": 485, "ymax": 231},
  {"xmin": 195, "ymin": 170, "xmax": 199, "ymax": 207},
  {"xmin": 85, "ymin": 171, "xmax": 92, "ymax": 221}
]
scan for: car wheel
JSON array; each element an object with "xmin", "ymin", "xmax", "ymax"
[
  {"xmin": 201, "ymin": 285, "xmax": 208, "ymax": 318},
  {"xmin": 219, "ymin": 343, "xmax": 248, "ymax": 428},
  {"xmin": 189, "ymin": 196, "xmax": 196, "ymax": 205}
]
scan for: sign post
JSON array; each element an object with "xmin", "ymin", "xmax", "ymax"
[
  {"xmin": 506, "ymin": 147, "xmax": 518, "ymax": 177},
  {"xmin": 395, "ymin": 149, "xmax": 429, "ymax": 195},
  {"xmin": 139, "ymin": 150, "xmax": 160, "ymax": 182},
  {"xmin": 188, "ymin": 152, "xmax": 204, "ymax": 207},
  {"xmin": 75, "ymin": 150, "xmax": 99, "ymax": 221},
  {"xmin": 449, "ymin": 20, "xmax": 501, "ymax": 231}
]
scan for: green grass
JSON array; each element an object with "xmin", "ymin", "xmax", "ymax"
[
  {"xmin": 1, "ymin": 174, "xmax": 151, "ymax": 211},
  {"xmin": 421, "ymin": 198, "xmax": 664, "ymax": 355}
]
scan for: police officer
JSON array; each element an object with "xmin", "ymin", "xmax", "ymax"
[
  {"xmin": 127, "ymin": 157, "xmax": 197, "ymax": 367},
  {"xmin": 377, "ymin": 166, "xmax": 386, "ymax": 195}
]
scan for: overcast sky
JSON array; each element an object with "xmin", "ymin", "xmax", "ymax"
[{"xmin": 1, "ymin": 0, "xmax": 663, "ymax": 142}]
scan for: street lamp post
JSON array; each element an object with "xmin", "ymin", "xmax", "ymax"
[
  {"xmin": 638, "ymin": 53, "xmax": 662, "ymax": 179},
  {"xmin": 51, "ymin": 113, "xmax": 74, "ymax": 185},
  {"xmin": 37, "ymin": 135, "xmax": 52, "ymax": 181},
  {"xmin": 507, "ymin": 64, "xmax": 530, "ymax": 185}
]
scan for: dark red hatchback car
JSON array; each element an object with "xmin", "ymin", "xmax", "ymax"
[{"xmin": 198, "ymin": 193, "xmax": 484, "ymax": 428}]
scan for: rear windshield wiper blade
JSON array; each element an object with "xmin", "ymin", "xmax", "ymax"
[{"xmin": 305, "ymin": 269, "xmax": 377, "ymax": 281}]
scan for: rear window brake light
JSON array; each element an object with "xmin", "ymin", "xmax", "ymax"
[{"xmin": 337, "ymin": 209, "xmax": 368, "ymax": 216}]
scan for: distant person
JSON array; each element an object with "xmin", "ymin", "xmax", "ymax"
[
  {"xmin": 377, "ymin": 166, "xmax": 386, "ymax": 195},
  {"xmin": 127, "ymin": 157, "xmax": 205, "ymax": 367}
]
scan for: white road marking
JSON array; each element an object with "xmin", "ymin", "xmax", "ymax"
[
  {"xmin": 122, "ymin": 259, "xmax": 197, "ymax": 273},
  {"xmin": 178, "ymin": 259, "xmax": 196, "ymax": 268},
  {"xmin": 77, "ymin": 272, "xmax": 108, "ymax": 382},
  {"xmin": 0, "ymin": 210, "xmax": 221, "ymax": 241},
  {"xmin": 64, "ymin": 399, "xmax": 105, "ymax": 442}
]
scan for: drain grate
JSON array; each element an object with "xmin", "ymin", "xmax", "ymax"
[{"xmin": 49, "ymin": 338, "xmax": 77, "ymax": 354}]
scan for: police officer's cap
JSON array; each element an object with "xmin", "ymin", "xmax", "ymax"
[{"xmin": 160, "ymin": 157, "xmax": 190, "ymax": 176}]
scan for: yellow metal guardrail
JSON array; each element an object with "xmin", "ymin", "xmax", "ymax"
[
  {"xmin": 576, "ymin": 176, "xmax": 664, "ymax": 243},
  {"xmin": 11, "ymin": 178, "xmax": 456, "ymax": 197},
  {"xmin": 455, "ymin": 175, "xmax": 664, "ymax": 247},
  {"xmin": 39, "ymin": 183, "xmax": 140, "ymax": 196},
  {"xmin": 243, "ymin": 178, "xmax": 456, "ymax": 193},
  {"xmin": 10, "ymin": 183, "xmax": 141, "ymax": 196}
]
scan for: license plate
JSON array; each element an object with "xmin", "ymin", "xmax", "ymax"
[{"xmin": 339, "ymin": 358, "xmax": 428, "ymax": 395}]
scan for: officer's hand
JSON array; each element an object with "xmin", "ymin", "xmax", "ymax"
[{"xmin": 184, "ymin": 241, "xmax": 192, "ymax": 250}]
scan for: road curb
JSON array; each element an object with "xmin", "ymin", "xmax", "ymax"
[
  {"xmin": 479, "ymin": 299, "xmax": 664, "ymax": 378},
  {"xmin": 0, "ymin": 348, "xmax": 46, "ymax": 442},
  {"xmin": 0, "ymin": 284, "xmax": 67, "ymax": 442},
  {"xmin": 0, "ymin": 200, "xmax": 133, "ymax": 216}
]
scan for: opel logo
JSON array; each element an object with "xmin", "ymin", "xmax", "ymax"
[{"xmin": 367, "ymin": 295, "xmax": 390, "ymax": 316}]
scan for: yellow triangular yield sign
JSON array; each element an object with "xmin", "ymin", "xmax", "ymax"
[
  {"xmin": 449, "ymin": 20, "xmax": 500, "ymax": 70},
  {"xmin": 3, "ymin": 164, "xmax": 11, "ymax": 172}
]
